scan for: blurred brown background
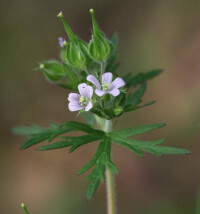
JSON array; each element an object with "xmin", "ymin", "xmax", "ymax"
[{"xmin": 1, "ymin": 0, "xmax": 200, "ymax": 213}]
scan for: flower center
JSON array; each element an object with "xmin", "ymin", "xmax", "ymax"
[
  {"xmin": 103, "ymin": 82, "xmax": 110, "ymax": 91},
  {"xmin": 79, "ymin": 96, "xmax": 89, "ymax": 107}
]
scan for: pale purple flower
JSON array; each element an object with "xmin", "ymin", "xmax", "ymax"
[
  {"xmin": 58, "ymin": 37, "xmax": 66, "ymax": 48},
  {"xmin": 68, "ymin": 83, "xmax": 93, "ymax": 112},
  {"xmin": 87, "ymin": 72, "xmax": 125, "ymax": 97}
]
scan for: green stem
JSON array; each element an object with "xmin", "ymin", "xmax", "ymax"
[
  {"xmin": 97, "ymin": 118, "xmax": 116, "ymax": 214},
  {"xmin": 100, "ymin": 61, "xmax": 105, "ymax": 80},
  {"xmin": 106, "ymin": 166, "xmax": 116, "ymax": 214},
  {"xmin": 98, "ymin": 59, "xmax": 116, "ymax": 214}
]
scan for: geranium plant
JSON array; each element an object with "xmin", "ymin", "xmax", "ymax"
[{"xmin": 14, "ymin": 9, "xmax": 190, "ymax": 214}]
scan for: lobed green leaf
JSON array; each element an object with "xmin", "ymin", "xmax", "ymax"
[
  {"xmin": 13, "ymin": 125, "xmax": 47, "ymax": 136},
  {"xmin": 126, "ymin": 84, "xmax": 146, "ymax": 107},
  {"xmin": 14, "ymin": 121, "xmax": 105, "ymax": 150},
  {"xmin": 111, "ymin": 136, "xmax": 190, "ymax": 156},
  {"xmin": 124, "ymin": 69, "xmax": 163, "ymax": 88},
  {"xmin": 109, "ymin": 123, "xmax": 166, "ymax": 138}
]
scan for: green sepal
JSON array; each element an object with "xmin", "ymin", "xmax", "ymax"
[
  {"xmin": 57, "ymin": 12, "xmax": 76, "ymax": 42},
  {"xmin": 62, "ymin": 64, "xmax": 80, "ymax": 90},
  {"xmin": 89, "ymin": 34, "xmax": 113, "ymax": 62},
  {"xmin": 114, "ymin": 92, "xmax": 126, "ymax": 108},
  {"xmin": 65, "ymin": 40, "xmax": 92, "ymax": 70},
  {"xmin": 113, "ymin": 107, "xmax": 124, "ymax": 116},
  {"xmin": 39, "ymin": 60, "xmax": 65, "ymax": 83}
]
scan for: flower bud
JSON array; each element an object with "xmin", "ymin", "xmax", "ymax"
[
  {"xmin": 57, "ymin": 12, "xmax": 92, "ymax": 70},
  {"xmin": 113, "ymin": 107, "xmax": 123, "ymax": 116},
  {"xmin": 89, "ymin": 9, "xmax": 113, "ymax": 62},
  {"xmin": 39, "ymin": 60, "xmax": 65, "ymax": 82},
  {"xmin": 21, "ymin": 203, "xmax": 29, "ymax": 214}
]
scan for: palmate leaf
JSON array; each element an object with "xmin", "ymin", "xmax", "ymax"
[
  {"xmin": 124, "ymin": 100, "xmax": 156, "ymax": 113},
  {"xmin": 77, "ymin": 137, "xmax": 119, "ymax": 199},
  {"xmin": 38, "ymin": 134, "xmax": 104, "ymax": 152},
  {"xmin": 124, "ymin": 84, "xmax": 156, "ymax": 113},
  {"xmin": 109, "ymin": 123, "xmax": 166, "ymax": 138},
  {"xmin": 124, "ymin": 84, "xmax": 146, "ymax": 112},
  {"xmin": 111, "ymin": 136, "xmax": 190, "ymax": 156},
  {"xmin": 13, "ymin": 121, "xmax": 104, "ymax": 149},
  {"xmin": 124, "ymin": 69, "xmax": 163, "ymax": 88},
  {"xmin": 126, "ymin": 84, "xmax": 147, "ymax": 107},
  {"xmin": 12, "ymin": 125, "xmax": 47, "ymax": 136},
  {"xmin": 14, "ymin": 119, "xmax": 190, "ymax": 199}
]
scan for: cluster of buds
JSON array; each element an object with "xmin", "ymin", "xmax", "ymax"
[{"xmin": 39, "ymin": 9, "xmax": 128, "ymax": 119}]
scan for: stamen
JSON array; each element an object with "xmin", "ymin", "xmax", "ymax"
[
  {"xmin": 79, "ymin": 96, "xmax": 89, "ymax": 107},
  {"xmin": 103, "ymin": 82, "xmax": 110, "ymax": 91}
]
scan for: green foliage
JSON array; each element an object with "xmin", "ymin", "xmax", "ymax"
[
  {"xmin": 13, "ymin": 121, "xmax": 103, "ymax": 149},
  {"xmin": 58, "ymin": 12, "xmax": 92, "ymax": 70},
  {"xmin": 106, "ymin": 34, "xmax": 119, "ymax": 73},
  {"xmin": 110, "ymin": 135, "xmax": 190, "ymax": 156},
  {"xmin": 38, "ymin": 134, "xmax": 103, "ymax": 152},
  {"xmin": 13, "ymin": 125, "xmax": 47, "ymax": 136},
  {"xmin": 15, "ymin": 120, "xmax": 190, "ymax": 198},
  {"xmin": 79, "ymin": 137, "xmax": 118, "ymax": 199},
  {"xmin": 88, "ymin": 9, "xmax": 113, "ymax": 62},
  {"xmin": 39, "ymin": 60, "xmax": 66, "ymax": 83},
  {"xmin": 109, "ymin": 123, "xmax": 166, "ymax": 138},
  {"xmin": 14, "ymin": 9, "xmax": 191, "ymax": 201},
  {"xmin": 124, "ymin": 69, "xmax": 163, "ymax": 88}
]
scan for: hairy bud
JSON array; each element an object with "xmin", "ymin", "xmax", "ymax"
[
  {"xmin": 39, "ymin": 60, "xmax": 65, "ymax": 82},
  {"xmin": 57, "ymin": 12, "xmax": 92, "ymax": 69},
  {"xmin": 89, "ymin": 9, "xmax": 113, "ymax": 62}
]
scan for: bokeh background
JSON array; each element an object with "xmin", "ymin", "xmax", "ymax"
[{"xmin": 1, "ymin": 0, "xmax": 200, "ymax": 213}]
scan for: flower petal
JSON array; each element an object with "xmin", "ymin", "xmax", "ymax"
[
  {"xmin": 102, "ymin": 72, "xmax": 113, "ymax": 85},
  {"xmin": 68, "ymin": 101, "xmax": 83, "ymax": 112},
  {"xmin": 87, "ymin": 75, "xmax": 101, "ymax": 89},
  {"xmin": 58, "ymin": 37, "xmax": 65, "ymax": 48},
  {"xmin": 109, "ymin": 77, "xmax": 125, "ymax": 90},
  {"xmin": 78, "ymin": 83, "xmax": 93, "ymax": 99},
  {"xmin": 109, "ymin": 89, "xmax": 120, "ymax": 97},
  {"xmin": 95, "ymin": 89, "xmax": 106, "ymax": 97},
  {"xmin": 68, "ymin": 93, "xmax": 80, "ymax": 102},
  {"xmin": 85, "ymin": 101, "xmax": 93, "ymax": 111}
]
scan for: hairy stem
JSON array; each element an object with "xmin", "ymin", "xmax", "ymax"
[{"xmin": 98, "ymin": 118, "xmax": 116, "ymax": 214}]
